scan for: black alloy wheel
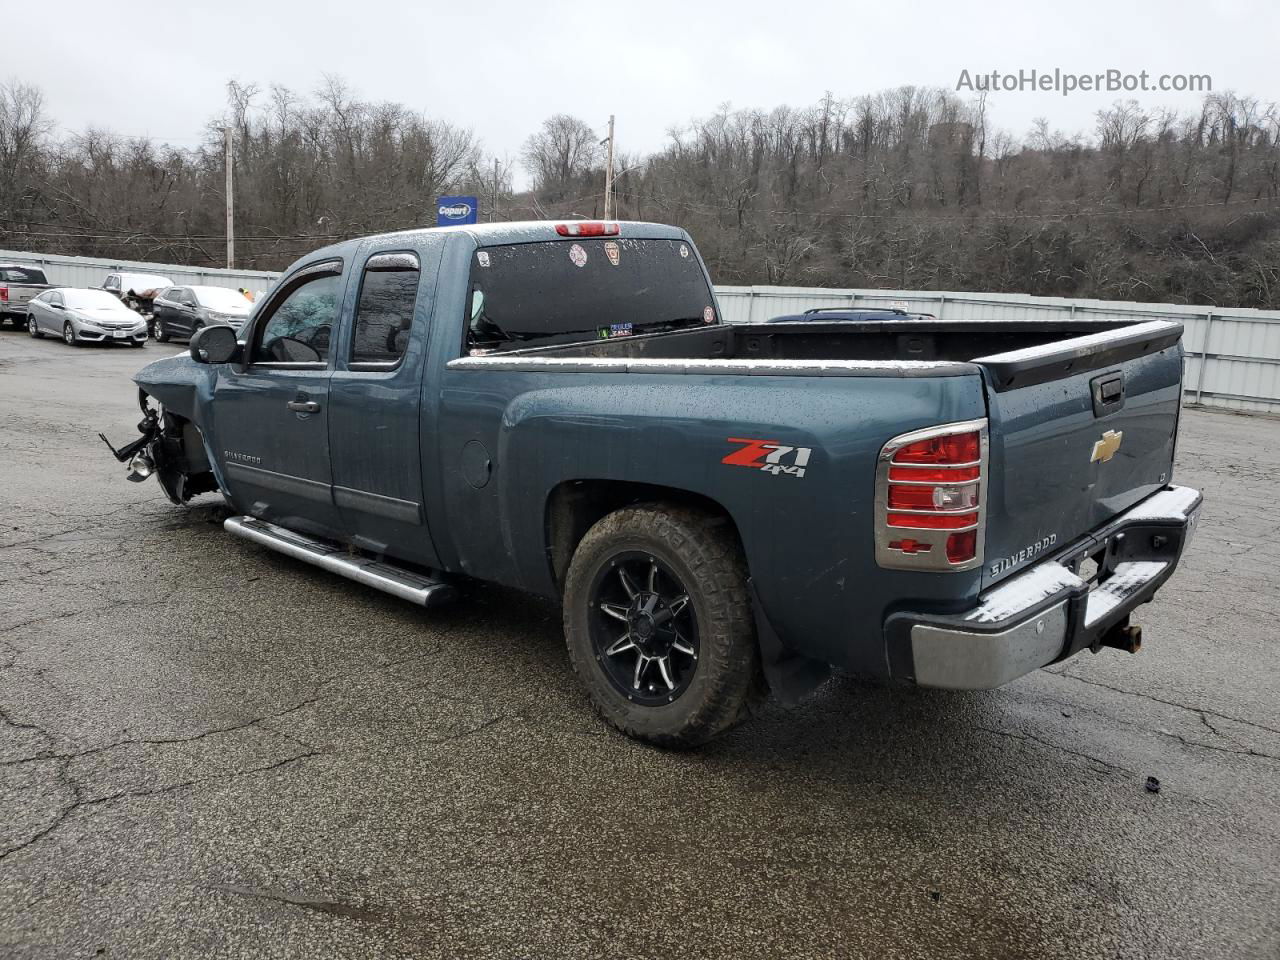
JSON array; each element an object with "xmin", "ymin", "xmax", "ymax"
[{"xmin": 589, "ymin": 551, "xmax": 700, "ymax": 705}]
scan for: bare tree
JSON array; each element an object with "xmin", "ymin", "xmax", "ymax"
[{"xmin": 521, "ymin": 114, "xmax": 600, "ymax": 200}]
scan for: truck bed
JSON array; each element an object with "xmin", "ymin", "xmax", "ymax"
[{"xmin": 460, "ymin": 318, "xmax": 1183, "ymax": 389}]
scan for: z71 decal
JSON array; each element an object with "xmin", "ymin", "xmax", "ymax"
[{"xmin": 722, "ymin": 437, "xmax": 813, "ymax": 478}]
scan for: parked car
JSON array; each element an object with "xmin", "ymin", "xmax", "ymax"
[
  {"xmin": 769, "ymin": 307, "xmax": 937, "ymax": 322},
  {"xmin": 28, "ymin": 287, "xmax": 148, "ymax": 346},
  {"xmin": 0, "ymin": 263, "xmax": 53, "ymax": 328},
  {"xmin": 102, "ymin": 272, "xmax": 173, "ymax": 331},
  {"xmin": 104, "ymin": 221, "xmax": 1201, "ymax": 746},
  {"xmin": 151, "ymin": 285, "xmax": 253, "ymax": 343}
]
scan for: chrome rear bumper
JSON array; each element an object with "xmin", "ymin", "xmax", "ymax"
[{"xmin": 890, "ymin": 485, "xmax": 1202, "ymax": 690}]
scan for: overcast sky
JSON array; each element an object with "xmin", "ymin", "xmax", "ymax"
[{"xmin": 10, "ymin": 0, "xmax": 1274, "ymax": 188}]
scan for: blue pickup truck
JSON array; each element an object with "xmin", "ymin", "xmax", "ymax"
[{"xmin": 104, "ymin": 220, "xmax": 1201, "ymax": 746}]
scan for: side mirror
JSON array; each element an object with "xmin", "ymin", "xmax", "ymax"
[
  {"xmin": 190, "ymin": 324, "xmax": 241, "ymax": 364},
  {"xmin": 470, "ymin": 289, "xmax": 485, "ymax": 323}
]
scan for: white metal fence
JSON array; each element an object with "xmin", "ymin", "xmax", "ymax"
[
  {"xmin": 2, "ymin": 247, "xmax": 1275, "ymax": 415},
  {"xmin": 0, "ymin": 249, "xmax": 279, "ymax": 296},
  {"xmin": 715, "ymin": 285, "xmax": 1280, "ymax": 415}
]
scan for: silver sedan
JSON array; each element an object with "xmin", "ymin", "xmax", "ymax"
[{"xmin": 26, "ymin": 288, "xmax": 149, "ymax": 347}]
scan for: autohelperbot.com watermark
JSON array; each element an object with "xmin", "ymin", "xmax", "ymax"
[{"xmin": 956, "ymin": 68, "xmax": 1212, "ymax": 96}]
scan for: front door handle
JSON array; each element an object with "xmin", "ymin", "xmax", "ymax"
[{"xmin": 287, "ymin": 400, "xmax": 320, "ymax": 413}]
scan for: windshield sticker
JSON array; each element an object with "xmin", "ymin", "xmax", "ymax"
[
  {"xmin": 703, "ymin": 306, "xmax": 715, "ymax": 323},
  {"xmin": 679, "ymin": 244, "xmax": 689, "ymax": 259},
  {"xmin": 569, "ymin": 243, "xmax": 588, "ymax": 267},
  {"xmin": 604, "ymin": 240, "xmax": 621, "ymax": 266},
  {"xmin": 476, "ymin": 251, "xmax": 490, "ymax": 268},
  {"xmin": 597, "ymin": 322, "xmax": 634, "ymax": 339}
]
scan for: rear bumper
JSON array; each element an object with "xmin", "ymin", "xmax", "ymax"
[{"xmin": 887, "ymin": 485, "xmax": 1202, "ymax": 690}]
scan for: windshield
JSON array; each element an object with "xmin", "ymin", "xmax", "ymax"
[
  {"xmin": 63, "ymin": 289, "xmax": 131, "ymax": 310},
  {"xmin": 193, "ymin": 287, "xmax": 252, "ymax": 311},
  {"xmin": 0, "ymin": 266, "xmax": 47, "ymax": 284},
  {"xmin": 466, "ymin": 237, "xmax": 717, "ymax": 352}
]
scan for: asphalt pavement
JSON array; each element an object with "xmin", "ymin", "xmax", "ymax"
[{"xmin": 1, "ymin": 329, "xmax": 1277, "ymax": 959}]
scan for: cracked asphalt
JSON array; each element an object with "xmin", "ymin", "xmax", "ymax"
[{"xmin": 1, "ymin": 330, "xmax": 1278, "ymax": 959}]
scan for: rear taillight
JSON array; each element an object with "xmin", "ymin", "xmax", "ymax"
[
  {"xmin": 554, "ymin": 221, "xmax": 620, "ymax": 237},
  {"xmin": 875, "ymin": 419, "xmax": 988, "ymax": 571},
  {"xmin": 0, "ymin": 285, "xmax": 8, "ymax": 302}
]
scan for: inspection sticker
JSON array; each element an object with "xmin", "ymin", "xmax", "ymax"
[
  {"xmin": 569, "ymin": 243, "xmax": 588, "ymax": 267},
  {"xmin": 679, "ymin": 244, "xmax": 689, "ymax": 258},
  {"xmin": 597, "ymin": 322, "xmax": 634, "ymax": 339}
]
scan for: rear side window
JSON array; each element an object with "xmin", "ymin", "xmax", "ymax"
[
  {"xmin": 466, "ymin": 237, "xmax": 716, "ymax": 352},
  {"xmin": 0, "ymin": 266, "xmax": 47, "ymax": 283},
  {"xmin": 351, "ymin": 252, "xmax": 421, "ymax": 365}
]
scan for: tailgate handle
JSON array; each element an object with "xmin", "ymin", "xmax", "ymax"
[{"xmin": 1091, "ymin": 372, "xmax": 1126, "ymax": 417}]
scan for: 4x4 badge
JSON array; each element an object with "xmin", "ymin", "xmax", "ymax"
[
  {"xmin": 722, "ymin": 437, "xmax": 812, "ymax": 478},
  {"xmin": 1091, "ymin": 429, "xmax": 1124, "ymax": 463}
]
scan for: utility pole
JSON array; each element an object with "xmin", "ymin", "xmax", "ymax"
[
  {"xmin": 493, "ymin": 158, "xmax": 500, "ymax": 222},
  {"xmin": 603, "ymin": 114, "xmax": 616, "ymax": 220},
  {"xmin": 224, "ymin": 125, "xmax": 234, "ymax": 269}
]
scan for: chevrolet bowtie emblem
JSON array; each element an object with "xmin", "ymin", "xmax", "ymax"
[{"xmin": 1091, "ymin": 429, "xmax": 1124, "ymax": 463}]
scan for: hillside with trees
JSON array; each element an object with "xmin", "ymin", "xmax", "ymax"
[{"xmin": 2, "ymin": 79, "xmax": 1278, "ymax": 307}]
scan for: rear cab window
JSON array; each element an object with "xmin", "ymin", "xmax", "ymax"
[
  {"xmin": 465, "ymin": 237, "xmax": 717, "ymax": 353},
  {"xmin": 0, "ymin": 266, "xmax": 47, "ymax": 284}
]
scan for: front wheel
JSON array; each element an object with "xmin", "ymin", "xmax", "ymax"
[
  {"xmin": 63, "ymin": 322, "xmax": 79, "ymax": 347},
  {"xmin": 562, "ymin": 504, "xmax": 761, "ymax": 747},
  {"xmin": 152, "ymin": 319, "xmax": 169, "ymax": 343},
  {"xmin": 27, "ymin": 317, "xmax": 42, "ymax": 339}
]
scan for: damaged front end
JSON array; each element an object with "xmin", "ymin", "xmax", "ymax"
[{"xmin": 100, "ymin": 389, "xmax": 219, "ymax": 504}]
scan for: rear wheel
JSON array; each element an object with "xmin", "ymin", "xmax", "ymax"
[
  {"xmin": 563, "ymin": 504, "xmax": 761, "ymax": 747},
  {"xmin": 63, "ymin": 322, "xmax": 78, "ymax": 347},
  {"xmin": 27, "ymin": 317, "xmax": 42, "ymax": 339}
]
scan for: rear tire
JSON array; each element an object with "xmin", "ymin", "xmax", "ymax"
[
  {"xmin": 562, "ymin": 504, "xmax": 761, "ymax": 747},
  {"xmin": 27, "ymin": 317, "xmax": 42, "ymax": 339}
]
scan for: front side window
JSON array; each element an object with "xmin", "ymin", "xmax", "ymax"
[
  {"xmin": 351, "ymin": 253, "xmax": 420, "ymax": 365},
  {"xmin": 254, "ymin": 269, "xmax": 342, "ymax": 364}
]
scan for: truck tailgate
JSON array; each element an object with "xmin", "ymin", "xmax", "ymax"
[{"xmin": 975, "ymin": 321, "xmax": 1185, "ymax": 588}]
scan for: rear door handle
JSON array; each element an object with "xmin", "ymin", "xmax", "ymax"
[{"xmin": 287, "ymin": 400, "xmax": 320, "ymax": 413}]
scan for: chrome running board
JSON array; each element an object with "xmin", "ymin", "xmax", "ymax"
[{"xmin": 224, "ymin": 515, "xmax": 455, "ymax": 607}]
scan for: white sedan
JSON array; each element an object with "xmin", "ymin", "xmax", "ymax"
[{"xmin": 27, "ymin": 288, "xmax": 150, "ymax": 347}]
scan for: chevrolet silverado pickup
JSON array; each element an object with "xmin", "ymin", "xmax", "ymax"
[{"xmin": 104, "ymin": 220, "xmax": 1202, "ymax": 746}]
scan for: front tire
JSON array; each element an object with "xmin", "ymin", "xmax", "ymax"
[
  {"xmin": 63, "ymin": 322, "xmax": 79, "ymax": 347},
  {"xmin": 27, "ymin": 317, "xmax": 42, "ymax": 339},
  {"xmin": 153, "ymin": 319, "xmax": 169, "ymax": 342},
  {"xmin": 563, "ymin": 504, "xmax": 761, "ymax": 747}
]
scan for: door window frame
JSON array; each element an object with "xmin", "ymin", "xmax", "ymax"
[{"xmin": 246, "ymin": 259, "xmax": 345, "ymax": 370}]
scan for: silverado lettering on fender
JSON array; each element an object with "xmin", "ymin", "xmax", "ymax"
[{"xmin": 103, "ymin": 221, "xmax": 1202, "ymax": 746}]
